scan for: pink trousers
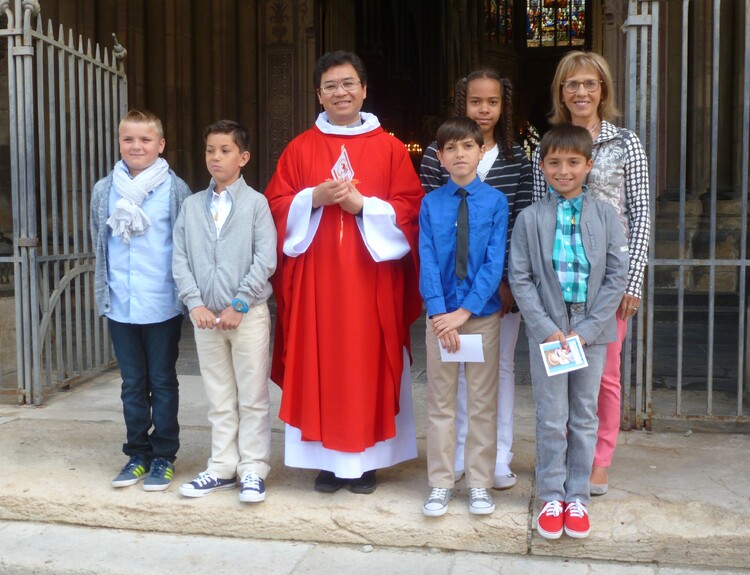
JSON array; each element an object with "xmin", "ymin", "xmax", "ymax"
[{"xmin": 593, "ymin": 314, "xmax": 628, "ymax": 468}]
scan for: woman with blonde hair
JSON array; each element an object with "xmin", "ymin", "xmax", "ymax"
[{"xmin": 532, "ymin": 51, "xmax": 650, "ymax": 497}]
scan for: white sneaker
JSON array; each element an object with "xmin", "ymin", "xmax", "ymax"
[
  {"xmin": 469, "ymin": 487, "xmax": 495, "ymax": 515},
  {"xmin": 423, "ymin": 487, "xmax": 452, "ymax": 517},
  {"xmin": 493, "ymin": 472, "xmax": 517, "ymax": 490}
]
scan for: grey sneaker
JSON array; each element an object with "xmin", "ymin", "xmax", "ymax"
[
  {"xmin": 143, "ymin": 457, "xmax": 174, "ymax": 492},
  {"xmin": 111, "ymin": 456, "xmax": 150, "ymax": 488},
  {"xmin": 422, "ymin": 487, "xmax": 452, "ymax": 517},
  {"xmin": 239, "ymin": 471, "xmax": 266, "ymax": 503},
  {"xmin": 469, "ymin": 487, "xmax": 495, "ymax": 515}
]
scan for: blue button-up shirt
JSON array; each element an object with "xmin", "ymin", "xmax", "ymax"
[
  {"xmin": 419, "ymin": 176, "xmax": 508, "ymax": 317},
  {"xmin": 550, "ymin": 185, "xmax": 590, "ymax": 303},
  {"xmin": 106, "ymin": 172, "xmax": 179, "ymax": 324}
]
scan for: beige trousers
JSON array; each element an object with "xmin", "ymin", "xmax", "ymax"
[
  {"xmin": 193, "ymin": 302, "xmax": 271, "ymax": 480},
  {"xmin": 426, "ymin": 312, "xmax": 500, "ymax": 488}
]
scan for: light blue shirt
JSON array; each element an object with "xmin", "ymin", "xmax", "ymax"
[{"xmin": 106, "ymin": 172, "xmax": 180, "ymax": 324}]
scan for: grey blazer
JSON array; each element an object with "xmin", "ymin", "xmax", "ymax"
[{"xmin": 509, "ymin": 192, "xmax": 629, "ymax": 346}]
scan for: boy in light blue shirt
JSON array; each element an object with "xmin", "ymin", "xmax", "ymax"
[{"xmin": 91, "ymin": 109, "xmax": 191, "ymax": 491}]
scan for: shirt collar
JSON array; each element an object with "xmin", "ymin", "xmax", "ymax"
[
  {"xmin": 208, "ymin": 176, "xmax": 245, "ymax": 200},
  {"xmin": 444, "ymin": 176, "xmax": 484, "ymax": 196},
  {"xmin": 550, "ymin": 184, "xmax": 587, "ymax": 212}
]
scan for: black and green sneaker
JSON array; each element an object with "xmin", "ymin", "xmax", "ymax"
[
  {"xmin": 143, "ymin": 457, "xmax": 175, "ymax": 492},
  {"xmin": 111, "ymin": 455, "xmax": 150, "ymax": 488}
]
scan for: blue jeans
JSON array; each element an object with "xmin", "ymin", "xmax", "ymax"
[
  {"xmin": 108, "ymin": 314, "xmax": 183, "ymax": 461},
  {"xmin": 529, "ymin": 306, "xmax": 607, "ymax": 505}
]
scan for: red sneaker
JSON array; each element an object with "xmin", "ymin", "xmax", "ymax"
[
  {"xmin": 564, "ymin": 499, "xmax": 591, "ymax": 538},
  {"xmin": 536, "ymin": 500, "xmax": 564, "ymax": 539}
]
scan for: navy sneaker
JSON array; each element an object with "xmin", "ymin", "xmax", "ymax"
[
  {"xmin": 143, "ymin": 457, "xmax": 175, "ymax": 492},
  {"xmin": 179, "ymin": 471, "xmax": 237, "ymax": 498},
  {"xmin": 111, "ymin": 456, "xmax": 150, "ymax": 488},
  {"xmin": 239, "ymin": 471, "xmax": 266, "ymax": 503}
]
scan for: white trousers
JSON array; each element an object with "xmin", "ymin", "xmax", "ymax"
[
  {"xmin": 454, "ymin": 311, "xmax": 521, "ymax": 474},
  {"xmin": 193, "ymin": 303, "xmax": 272, "ymax": 480}
]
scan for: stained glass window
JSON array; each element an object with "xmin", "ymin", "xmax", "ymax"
[
  {"xmin": 526, "ymin": 0, "xmax": 586, "ymax": 48},
  {"xmin": 485, "ymin": 0, "xmax": 513, "ymax": 45}
]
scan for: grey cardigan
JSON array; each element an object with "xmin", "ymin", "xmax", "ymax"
[
  {"xmin": 509, "ymin": 192, "xmax": 629, "ymax": 346},
  {"xmin": 172, "ymin": 176, "xmax": 277, "ymax": 313},
  {"xmin": 90, "ymin": 169, "xmax": 192, "ymax": 317}
]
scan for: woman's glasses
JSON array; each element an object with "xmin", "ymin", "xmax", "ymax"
[{"xmin": 561, "ymin": 79, "xmax": 602, "ymax": 93}]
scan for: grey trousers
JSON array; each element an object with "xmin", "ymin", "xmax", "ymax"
[{"xmin": 529, "ymin": 308, "xmax": 608, "ymax": 505}]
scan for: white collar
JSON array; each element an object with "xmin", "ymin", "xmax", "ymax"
[{"xmin": 315, "ymin": 112, "xmax": 381, "ymax": 136}]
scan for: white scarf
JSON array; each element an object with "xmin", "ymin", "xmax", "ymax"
[{"xmin": 107, "ymin": 158, "xmax": 170, "ymax": 244}]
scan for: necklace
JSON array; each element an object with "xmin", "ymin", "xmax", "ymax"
[{"xmin": 587, "ymin": 121, "xmax": 601, "ymax": 137}]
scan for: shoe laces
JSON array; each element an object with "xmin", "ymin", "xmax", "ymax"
[
  {"xmin": 121, "ymin": 457, "xmax": 144, "ymax": 473},
  {"xmin": 540, "ymin": 500, "xmax": 563, "ymax": 517},
  {"xmin": 150, "ymin": 458, "xmax": 169, "ymax": 476},
  {"xmin": 427, "ymin": 487, "xmax": 449, "ymax": 501},
  {"xmin": 565, "ymin": 499, "xmax": 588, "ymax": 518},
  {"xmin": 470, "ymin": 487, "xmax": 491, "ymax": 501},
  {"xmin": 241, "ymin": 471, "xmax": 261, "ymax": 489},
  {"xmin": 193, "ymin": 471, "xmax": 219, "ymax": 487}
]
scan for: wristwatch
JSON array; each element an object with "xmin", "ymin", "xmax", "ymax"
[{"xmin": 231, "ymin": 298, "xmax": 249, "ymax": 313}]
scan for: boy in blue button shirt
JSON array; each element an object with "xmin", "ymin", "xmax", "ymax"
[
  {"xmin": 419, "ymin": 117, "xmax": 508, "ymax": 517},
  {"xmin": 509, "ymin": 124, "xmax": 628, "ymax": 539}
]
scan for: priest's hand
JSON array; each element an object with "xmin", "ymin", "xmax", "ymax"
[
  {"xmin": 216, "ymin": 306, "xmax": 243, "ymax": 330},
  {"xmin": 338, "ymin": 182, "xmax": 364, "ymax": 215},
  {"xmin": 191, "ymin": 305, "xmax": 218, "ymax": 330},
  {"xmin": 312, "ymin": 179, "xmax": 349, "ymax": 208}
]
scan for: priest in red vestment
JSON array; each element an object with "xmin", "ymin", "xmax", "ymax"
[{"xmin": 265, "ymin": 50, "xmax": 423, "ymax": 494}]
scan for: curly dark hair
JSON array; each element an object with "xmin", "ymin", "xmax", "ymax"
[{"xmin": 453, "ymin": 70, "xmax": 515, "ymax": 160}]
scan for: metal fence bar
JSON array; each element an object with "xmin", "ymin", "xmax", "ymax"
[
  {"xmin": 705, "ymin": 0, "xmax": 722, "ymax": 416},
  {"xmin": 676, "ymin": 0, "xmax": 690, "ymax": 416},
  {"xmin": 741, "ymin": 0, "xmax": 750, "ymax": 414},
  {"xmin": 34, "ymin": 14, "xmax": 52, "ymax": 390}
]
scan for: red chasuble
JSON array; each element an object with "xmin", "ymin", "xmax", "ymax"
[{"xmin": 266, "ymin": 117, "xmax": 423, "ymax": 453}]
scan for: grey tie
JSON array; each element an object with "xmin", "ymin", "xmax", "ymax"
[{"xmin": 455, "ymin": 188, "xmax": 469, "ymax": 280}]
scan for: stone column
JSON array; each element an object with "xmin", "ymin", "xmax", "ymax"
[{"xmin": 257, "ymin": 0, "xmax": 315, "ymax": 188}]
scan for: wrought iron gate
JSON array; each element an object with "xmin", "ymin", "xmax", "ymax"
[
  {"xmin": 626, "ymin": 0, "xmax": 750, "ymax": 428},
  {"xmin": 2, "ymin": 0, "xmax": 127, "ymax": 404}
]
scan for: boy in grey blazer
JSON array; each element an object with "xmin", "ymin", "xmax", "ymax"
[{"xmin": 509, "ymin": 124, "xmax": 628, "ymax": 540}]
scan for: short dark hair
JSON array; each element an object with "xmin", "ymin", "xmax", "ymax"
[
  {"xmin": 539, "ymin": 123, "xmax": 592, "ymax": 161},
  {"xmin": 435, "ymin": 117, "xmax": 484, "ymax": 151},
  {"xmin": 203, "ymin": 120, "xmax": 250, "ymax": 153},
  {"xmin": 313, "ymin": 50, "xmax": 368, "ymax": 90}
]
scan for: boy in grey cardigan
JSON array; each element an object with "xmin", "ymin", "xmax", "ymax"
[{"xmin": 172, "ymin": 120, "xmax": 277, "ymax": 503}]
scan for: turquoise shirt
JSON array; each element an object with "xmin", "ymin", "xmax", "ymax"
[{"xmin": 551, "ymin": 185, "xmax": 590, "ymax": 303}]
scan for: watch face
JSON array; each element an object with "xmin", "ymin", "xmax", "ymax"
[{"xmin": 233, "ymin": 301, "xmax": 242, "ymax": 311}]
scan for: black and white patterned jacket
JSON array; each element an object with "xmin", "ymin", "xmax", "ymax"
[{"xmin": 532, "ymin": 120, "xmax": 650, "ymax": 299}]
